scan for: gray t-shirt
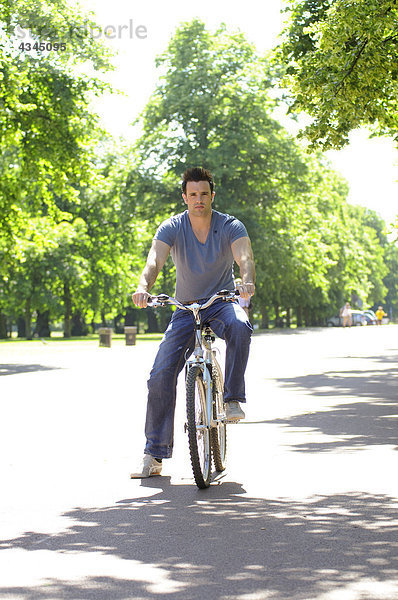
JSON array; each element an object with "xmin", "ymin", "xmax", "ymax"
[{"xmin": 154, "ymin": 210, "xmax": 248, "ymax": 303}]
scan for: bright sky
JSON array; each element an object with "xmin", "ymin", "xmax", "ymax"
[{"xmin": 74, "ymin": 0, "xmax": 398, "ymax": 227}]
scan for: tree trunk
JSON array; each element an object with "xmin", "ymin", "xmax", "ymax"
[
  {"xmin": 0, "ymin": 312, "xmax": 7, "ymax": 339},
  {"xmin": 63, "ymin": 283, "xmax": 72, "ymax": 338},
  {"xmin": 34, "ymin": 310, "xmax": 51, "ymax": 337},
  {"xmin": 275, "ymin": 304, "xmax": 282, "ymax": 328},
  {"xmin": 113, "ymin": 313, "xmax": 124, "ymax": 334},
  {"xmin": 71, "ymin": 311, "xmax": 88, "ymax": 336},
  {"xmin": 17, "ymin": 316, "xmax": 26, "ymax": 338},
  {"xmin": 286, "ymin": 307, "xmax": 291, "ymax": 328},
  {"xmin": 304, "ymin": 307, "xmax": 310, "ymax": 328},
  {"xmin": 7, "ymin": 316, "xmax": 12, "ymax": 338},
  {"xmin": 124, "ymin": 307, "xmax": 137, "ymax": 326},
  {"xmin": 261, "ymin": 308, "xmax": 269, "ymax": 329},
  {"xmin": 25, "ymin": 298, "xmax": 32, "ymax": 340},
  {"xmin": 296, "ymin": 306, "xmax": 303, "ymax": 328}
]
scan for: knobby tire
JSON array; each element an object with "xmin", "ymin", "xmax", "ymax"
[
  {"xmin": 186, "ymin": 366, "xmax": 212, "ymax": 489},
  {"xmin": 210, "ymin": 357, "xmax": 227, "ymax": 472}
]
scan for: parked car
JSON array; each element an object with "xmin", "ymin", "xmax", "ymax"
[
  {"xmin": 326, "ymin": 310, "xmax": 367, "ymax": 327},
  {"xmin": 363, "ymin": 310, "xmax": 377, "ymax": 325}
]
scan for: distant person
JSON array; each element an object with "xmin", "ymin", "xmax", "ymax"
[
  {"xmin": 235, "ymin": 278, "xmax": 251, "ymax": 318},
  {"xmin": 340, "ymin": 302, "xmax": 352, "ymax": 327},
  {"xmin": 375, "ymin": 306, "xmax": 387, "ymax": 325}
]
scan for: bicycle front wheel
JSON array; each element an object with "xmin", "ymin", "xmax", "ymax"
[
  {"xmin": 186, "ymin": 366, "xmax": 212, "ymax": 489},
  {"xmin": 211, "ymin": 356, "xmax": 227, "ymax": 472}
]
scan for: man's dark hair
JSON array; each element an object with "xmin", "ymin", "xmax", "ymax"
[{"xmin": 181, "ymin": 167, "xmax": 214, "ymax": 195}]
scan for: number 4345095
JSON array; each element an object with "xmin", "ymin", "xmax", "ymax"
[{"xmin": 19, "ymin": 42, "xmax": 66, "ymax": 52}]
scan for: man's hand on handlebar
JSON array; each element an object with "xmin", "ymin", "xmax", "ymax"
[
  {"xmin": 132, "ymin": 287, "xmax": 253, "ymax": 310},
  {"xmin": 236, "ymin": 282, "xmax": 255, "ymax": 300},
  {"xmin": 132, "ymin": 289, "xmax": 151, "ymax": 308}
]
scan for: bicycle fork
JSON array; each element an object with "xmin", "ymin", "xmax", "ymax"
[
  {"xmin": 185, "ymin": 357, "xmax": 212, "ymax": 428},
  {"xmin": 185, "ymin": 312, "xmax": 215, "ymax": 430}
]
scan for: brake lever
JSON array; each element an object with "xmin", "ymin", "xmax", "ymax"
[
  {"xmin": 220, "ymin": 290, "xmax": 240, "ymax": 302},
  {"xmin": 147, "ymin": 294, "xmax": 170, "ymax": 307}
]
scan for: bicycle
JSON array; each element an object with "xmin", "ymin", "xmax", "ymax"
[{"xmin": 147, "ymin": 289, "xmax": 239, "ymax": 489}]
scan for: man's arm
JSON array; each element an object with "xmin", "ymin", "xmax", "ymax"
[
  {"xmin": 231, "ymin": 236, "xmax": 256, "ymax": 300},
  {"xmin": 132, "ymin": 239, "xmax": 171, "ymax": 308}
]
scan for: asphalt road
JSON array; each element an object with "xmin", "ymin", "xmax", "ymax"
[{"xmin": 0, "ymin": 325, "xmax": 397, "ymax": 600}]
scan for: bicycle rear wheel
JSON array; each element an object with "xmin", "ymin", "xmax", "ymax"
[
  {"xmin": 211, "ymin": 356, "xmax": 227, "ymax": 472},
  {"xmin": 186, "ymin": 366, "xmax": 212, "ymax": 488}
]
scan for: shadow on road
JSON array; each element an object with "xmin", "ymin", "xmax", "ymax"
[
  {"xmin": 263, "ymin": 353, "xmax": 398, "ymax": 453},
  {"xmin": 1, "ymin": 479, "xmax": 397, "ymax": 599},
  {"xmin": 253, "ymin": 327, "xmax": 327, "ymax": 337},
  {"xmin": 0, "ymin": 364, "xmax": 62, "ymax": 376}
]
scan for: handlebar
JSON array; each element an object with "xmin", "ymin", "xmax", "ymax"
[{"xmin": 147, "ymin": 289, "xmax": 239, "ymax": 311}]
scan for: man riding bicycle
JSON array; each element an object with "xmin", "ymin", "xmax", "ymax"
[{"xmin": 130, "ymin": 167, "xmax": 255, "ymax": 478}]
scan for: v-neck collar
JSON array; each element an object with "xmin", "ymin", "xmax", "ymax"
[{"xmin": 187, "ymin": 210, "xmax": 214, "ymax": 245}]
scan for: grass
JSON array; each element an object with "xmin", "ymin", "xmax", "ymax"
[{"xmin": 0, "ymin": 332, "xmax": 164, "ymax": 344}]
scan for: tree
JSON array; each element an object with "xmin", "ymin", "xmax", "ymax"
[
  {"xmin": 383, "ymin": 241, "xmax": 398, "ymax": 318},
  {"xmin": 0, "ymin": 0, "xmax": 120, "ymax": 336},
  {"xmin": 6, "ymin": 218, "xmax": 90, "ymax": 338},
  {"xmin": 75, "ymin": 145, "xmax": 154, "ymax": 331},
  {"xmin": 133, "ymin": 19, "xmax": 292, "ymax": 207},
  {"xmin": 5, "ymin": 140, "xmax": 157, "ymax": 337},
  {"xmin": 0, "ymin": 0, "xmax": 113, "ymax": 270},
  {"xmin": 278, "ymin": 0, "xmax": 398, "ymax": 149},
  {"xmin": 126, "ymin": 19, "xmax": 393, "ymax": 328},
  {"xmin": 130, "ymin": 20, "xmax": 313, "ymax": 307}
]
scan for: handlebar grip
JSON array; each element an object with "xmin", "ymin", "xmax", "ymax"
[
  {"xmin": 147, "ymin": 293, "xmax": 170, "ymax": 305},
  {"xmin": 217, "ymin": 289, "xmax": 239, "ymax": 296},
  {"xmin": 157, "ymin": 294, "xmax": 170, "ymax": 303}
]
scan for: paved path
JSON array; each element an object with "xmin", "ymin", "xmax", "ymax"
[{"xmin": 0, "ymin": 326, "xmax": 397, "ymax": 599}]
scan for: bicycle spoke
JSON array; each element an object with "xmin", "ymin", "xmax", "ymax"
[
  {"xmin": 186, "ymin": 366, "xmax": 211, "ymax": 488},
  {"xmin": 211, "ymin": 356, "xmax": 227, "ymax": 472}
]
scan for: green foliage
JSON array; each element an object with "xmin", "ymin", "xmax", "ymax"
[
  {"xmin": 121, "ymin": 19, "xmax": 397, "ymax": 326},
  {"xmin": 75, "ymin": 145, "xmax": 154, "ymax": 318},
  {"xmin": 131, "ymin": 20, "xmax": 311, "ymax": 303},
  {"xmin": 0, "ymin": 0, "xmax": 113, "ymax": 272},
  {"xmin": 1, "ymin": 15, "xmax": 397, "ymax": 336},
  {"xmin": 133, "ymin": 20, "xmax": 282, "ymax": 211},
  {"xmin": 383, "ymin": 240, "xmax": 398, "ymax": 316},
  {"xmin": 0, "ymin": 141, "xmax": 154, "ymax": 336},
  {"xmin": 0, "ymin": 0, "xmax": 135, "ymax": 335},
  {"xmin": 279, "ymin": 0, "xmax": 398, "ymax": 149}
]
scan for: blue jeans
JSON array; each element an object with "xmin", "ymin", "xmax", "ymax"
[{"xmin": 144, "ymin": 299, "xmax": 253, "ymax": 459}]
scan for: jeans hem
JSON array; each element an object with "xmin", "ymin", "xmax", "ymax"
[
  {"xmin": 144, "ymin": 448, "xmax": 172, "ymax": 459},
  {"xmin": 224, "ymin": 397, "xmax": 247, "ymax": 404}
]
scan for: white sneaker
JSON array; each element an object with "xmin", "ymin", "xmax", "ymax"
[
  {"xmin": 130, "ymin": 455, "xmax": 163, "ymax": 478},
  {"xmin": 225, "ymin": 401, "xmax": 245, "ymax": 422}
]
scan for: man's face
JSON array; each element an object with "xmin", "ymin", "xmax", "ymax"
[{"xmin": 182, "ymin": 180, "xmax": 214, "ymax": 218}]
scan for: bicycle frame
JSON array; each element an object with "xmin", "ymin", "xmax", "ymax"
[
  {"xmin": 185, "ymin": 305, "xmax": 217, "ymax": 430},
  {"xmin": 147, "ymin": 290, "xmax": 237, "ymax": 429}
]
